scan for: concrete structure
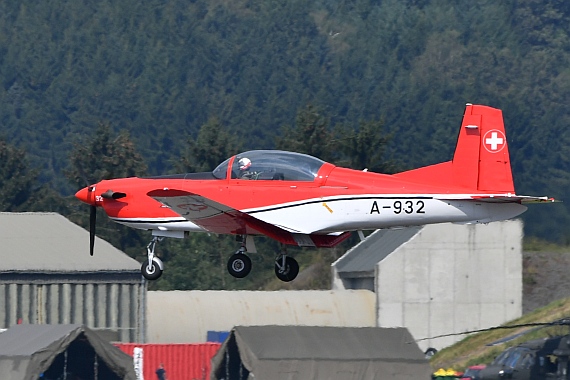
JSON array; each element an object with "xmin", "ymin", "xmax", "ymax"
[
  {"xmin": 332, "ymin": 220, "xmax": 523, "ymax": 350},
  {"xmin": 0, "ymin": 213, "xmax": 145, "ymax": 342},
  {"xmin": 147, "ymin": 290, "xmax": 376, "ymax": 343}
]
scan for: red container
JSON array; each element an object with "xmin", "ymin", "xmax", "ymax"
[{"xmin": 116, "ymin": 343, "xmax": 221, "ymax": 380}]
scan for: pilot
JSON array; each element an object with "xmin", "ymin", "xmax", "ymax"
[{"xmin": 238, "ymin": 157, "xmax": 257, "ymax": 179}]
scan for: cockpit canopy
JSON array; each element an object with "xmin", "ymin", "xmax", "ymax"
[{"xmin": 213, "ymin": 150, "xmax": 326, "ymax": 181}]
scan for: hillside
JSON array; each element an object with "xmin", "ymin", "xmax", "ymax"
[
  {"xmin": 523, "ymin": 251, "xmax": 570, "ymax": 313},
  {"xmin": 431, "ymin": 297, "xmax": 570, "ymax": 371}
]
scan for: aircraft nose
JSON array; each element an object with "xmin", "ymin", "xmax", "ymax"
[{"xmin": 75, "ymin": 186, "xmax": 96, "ymax": 206}]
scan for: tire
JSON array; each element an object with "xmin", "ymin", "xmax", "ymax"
[
  {"xmin": 227, "ymin": 254, "xmax": 252, "ymax": 278},
  {"xmin": 275, "ymin": 256, "xmax": 299, "ymax": 282},
  {"xmin": 141, "ymin": 259, "xmax": 163, "ymax": 280}
]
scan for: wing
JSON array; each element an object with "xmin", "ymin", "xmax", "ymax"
[{"xmin": 147, "ymin": 189, "xmax": 350, "ymax": 247}]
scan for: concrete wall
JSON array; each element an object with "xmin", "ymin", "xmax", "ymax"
[
  {"xmin": 146, "ymin": 221, "xmax": 522, "ymax": 348},
  {"xmin": 147, "ymin": 290, "xmax": 376, "ymax": 343},
  {"xmin": 376, "ymin": 220, "xmax": 522, "ymax": 350}
]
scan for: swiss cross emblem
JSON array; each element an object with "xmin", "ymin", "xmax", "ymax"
[{"xmin": 483, "ymin": 130, "xmax": 506, "ymax": 153}]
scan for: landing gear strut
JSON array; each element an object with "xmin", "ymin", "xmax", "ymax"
[
  {"xmin": 141, "ymin": 237, "xmax": 164, "ymax": 280},
  {"xmin": 225, "ymin": 236, "xmax": 299, "ymax": 282},
  {"xmin": 275, "ymin": 252, "xmax": 299, "ymax": 282},
  {"xmin": 227, "ymin": 245, "xmax": 252, "ymax": 278}
]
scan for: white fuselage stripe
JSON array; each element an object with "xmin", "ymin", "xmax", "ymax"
[
  {"xmin": 245, "ymin": 195, "xmax": 527, "ymax": 234},
  {"xmin": 109, "ymin": 193, "xmax": 527, "ymax": 235}
]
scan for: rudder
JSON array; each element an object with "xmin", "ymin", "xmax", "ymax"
[{"xmin": 453, "ymin": 104, "xmax": 514, "ymax": 192}]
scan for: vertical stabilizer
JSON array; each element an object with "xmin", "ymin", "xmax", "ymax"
[
  {"xmin": 394, "ymin": 104, "xmax": 515, "ymax": 193},
  {"xmin": 453, "ymin": 104, "xmax": 514, "ymax": 192}
]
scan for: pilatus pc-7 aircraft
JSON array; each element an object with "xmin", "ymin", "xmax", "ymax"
[{"xmin": 76, "ymin": 104, "xmax": 554, "ymax": 281}]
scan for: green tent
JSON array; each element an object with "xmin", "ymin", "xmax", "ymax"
[
  {"xmin": 211, "ymin": 326, "xmax": 431, "ymax": 380},
  {"xmin": 0, "ymin": 324, "xmax": 135, "ymax": 380}
]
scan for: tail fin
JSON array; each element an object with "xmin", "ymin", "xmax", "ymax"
[
  {"xmin": 395, "ymin": 104, "xmax": 515, "ymax": 193},
  {"xmin": 453, "ymin": 104, "xmax": 514, "ymax": 192}
]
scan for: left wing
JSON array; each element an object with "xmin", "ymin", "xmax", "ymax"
[{"xmin": 147, "ymin": 189, "xmax": 350, "ymax": 247}]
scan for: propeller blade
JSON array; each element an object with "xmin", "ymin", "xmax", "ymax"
[{"xmin": 90, "ymin": 205, "xmax": 96, "ymax": 256}]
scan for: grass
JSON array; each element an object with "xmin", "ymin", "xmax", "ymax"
[
  {"xmin": 430, "ymin": 297, "xmax": 570, "ymax": 371},
  {"xmin": 523, "ymin": 237, "xmax": 569, "ymax": 252}
]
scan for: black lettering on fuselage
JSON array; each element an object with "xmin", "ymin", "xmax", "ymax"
[{"xmin": 370, "ymin": 201, "xmax": 380, "ymax": 214}]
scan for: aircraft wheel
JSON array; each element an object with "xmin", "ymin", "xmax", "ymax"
[
  {"xmin": 141, "ymin": 258, "xmax": 163, "ymax": 280},
  {"xmin": 227, "ymin": 254, "xmax": 252, "ymax": 278},
  {"xmin": 275, "ymin": 256, "xmax": 299, "ymax": 282}
]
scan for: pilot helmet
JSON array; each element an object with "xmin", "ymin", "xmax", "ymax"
[{"xmin": 238, "ymin": 157, "xmax": 252, "ymax": 170}]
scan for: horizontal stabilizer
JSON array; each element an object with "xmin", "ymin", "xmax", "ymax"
[
  {"xmin": 435, "ymin": 194, "xmax": 557, "ymax": 204},
  {"xmin": 471, "ymin": 195, "xmax": 558, "ymax": 204}
]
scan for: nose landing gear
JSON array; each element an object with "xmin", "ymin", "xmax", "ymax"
[{"xmin": 141, "ymin": 237, "xmax": 164, "ymax": 280}]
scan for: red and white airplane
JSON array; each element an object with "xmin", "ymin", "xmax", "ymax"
[{"xmin": 76, "ymin": 104, "xmax": 554, "ymax": 281}]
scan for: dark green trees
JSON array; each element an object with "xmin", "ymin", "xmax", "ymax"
[
  {"xmin": 177, "ymin": 118, "xmax": 241, "ymax": 173},
  {"xmin": 66, "ymin": 123, "xmax": 147, "ymax": 188},
  {"xmin": 277, "ymin": 104, "xmax": 393, "ymax": 173},
  {"xmin": 0, "ymin": 0, "xmax": 566, "ymax": 260},
  {"xmin": 0, "ymin": 139, "xmax": 39, "ymax": 211}
]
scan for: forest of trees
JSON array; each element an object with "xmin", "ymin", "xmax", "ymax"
[{"xmin": 1, "ymin": 0, "xmax": 569, "ymax": 289}]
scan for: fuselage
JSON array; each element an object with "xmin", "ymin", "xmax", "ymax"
[{"xmin": 80, "ymin": 162, "xmax": 527, "ymax": 238}]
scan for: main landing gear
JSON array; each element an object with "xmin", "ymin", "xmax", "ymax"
[
  {"xmin": 227, "ymin": 246, "xmax": 252, "ymax": 278},
  {"xmin": 141, "ymin": 237, "xmax": 164, "ymax": 280},
  {"xmin": 139, "ymin": 234, "xmax": 299, "ymax": 282},
  {"xmin": 226, "ymin": 237, "xmax": 299, "ymax": 282},
  {"xmin": 274, "ymin": 253, "xmax": 299, "ymax": 282}
]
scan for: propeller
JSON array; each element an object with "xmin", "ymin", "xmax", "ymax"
[
  {"xmin": 76, "ymin": 184, "xmax": 99, "ymax": 256},
  {"xmin": 75, "ymin": 164, "xmax": 99, "ymax": 256},
  {"xmin": 90, "ymin": 205, "xmax": 96, "ymax": 256},
  {"xmin": 76, "ymin": 185, "xmax": 128, "ymax": 256},
  {"xmin": 89, "ymin": 190, "xmax": 125, "ymax": 255}
]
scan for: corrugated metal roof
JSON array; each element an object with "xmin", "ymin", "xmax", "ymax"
[
  {"xmin": 333, "ymin": 227, "xmax": 422, "ymax": 274},
  {"xmin": 116, "ymin": 343, "xmax": 220, "ymax": 380},
  {"xmin": 0, "ymin": 212, "xmax": 140, "ymax": 272}
]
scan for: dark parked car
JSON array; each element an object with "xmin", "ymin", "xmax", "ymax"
[{"xmin": 461, "ymin": 365, "xmax": 486, "ymax": 379}]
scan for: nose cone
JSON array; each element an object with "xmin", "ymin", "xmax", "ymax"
[{"xmin": 75, "ymin": 186, "xmax": 95, "ymax": 205}]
